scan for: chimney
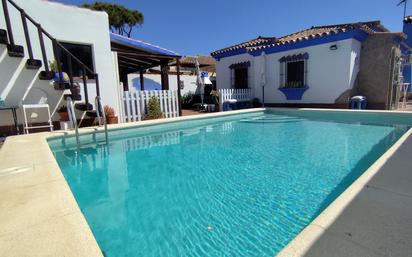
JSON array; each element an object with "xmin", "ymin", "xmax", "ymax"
[{"xmin": 403, "ymin": 16, "xmax": 412, "ymax": 48}]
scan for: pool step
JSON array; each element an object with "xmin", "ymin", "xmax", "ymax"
[{"xmin": 240, "ymin": 117, "xmax": 305, "ymax": 124}]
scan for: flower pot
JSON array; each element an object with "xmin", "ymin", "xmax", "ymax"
[
  {"xmin": 278, "ymin": 86, "xmax": 309, "ymax": 100},
  {"xmin": 106, "ymin": 115, "xmax": 118, "ymax": 124},
  {"xmin": 58, "ymin": 111, "xmax": 69, "ymax": 121},
  {"xmin": 53, "ymin": 72, "xmax": 69, "ymax": 82}
]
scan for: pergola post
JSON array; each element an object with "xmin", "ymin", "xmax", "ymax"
[
  {"xmin": 139, "ymin": 70, "xmax": 145, "ymax": 90},
  {"xmin": 176, "ymin": 58, "xmax": 182, "ymax": 116},
  {"xmin": 120, "ymin": 72, "xmax": 129, "ymax": 91},
  {"xmin": 160, "ymin": 62, "xmax": 169, "ymax": 90}
]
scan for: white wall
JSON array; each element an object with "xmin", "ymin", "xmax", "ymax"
[
  {"xmin": 215, "ymin": 53, "xmax": 255, "ymax": 91},
  {"xmin": 128, "ymin": 73, "xmax": 199, "ymax": 96},
  {"xmin": 215, "ymin": 38, "xmax": 361, "ymax": 104},
  {"xmin": 0, "ymin": 0, "xmax": 119, "ymax": 127}
]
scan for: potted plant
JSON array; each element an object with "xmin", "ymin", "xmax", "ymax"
[
  {"xmin": 251, "ymin": 97, "xmax": 262, "ymax": 107},
  {"xmin": 57, "ymin": 105, "xmax": 69, "ymax": 121},
  {"xmin": 104, "ymin": 105, "xmax": 118, "ymax": 124},
  {"xmin": 210, "ymin": 90, "xmax": 219, "ymax": 112},
  {"xmin": 49, "ymin": 60, "xmax": 69, "ymax": 82}
]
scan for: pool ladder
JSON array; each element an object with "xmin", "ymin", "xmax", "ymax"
[
  {"xmin": 95, "ymin": 96, "xmax": 109, "ymax": 144},
  {"xmin": 66, "ymin": 96, "xmax": 108, "ymax": 149}
]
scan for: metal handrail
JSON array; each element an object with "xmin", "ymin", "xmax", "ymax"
[
  {"xmin": 95, "ymin": 96, "xmax": 108, "ymax": 144},
  {"xmin": 67, "ymin": 97, "xmax": 80, "ymax": 148},
  {"xmin": 3, "ymin": 0, "xmax": 95, "ymax": 75}
]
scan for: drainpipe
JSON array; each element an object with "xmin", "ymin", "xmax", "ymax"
[
  {"xmin": 260, "ymin": 52, "xmax": 266, "ymax": 107},
  {"xmin": 387, "ymin": 47, "xmax": 398, "ymax": 110}
]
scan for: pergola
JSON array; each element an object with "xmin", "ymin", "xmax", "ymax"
[{"xmin": 110, "ymin": 33, "xmax": 183, "ymax": 114}]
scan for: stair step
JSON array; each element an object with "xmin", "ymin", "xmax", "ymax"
[
  {"xmin": 0, "ymin": 29, "xmax": 7, "ymax": 44},
  {"xmin": 64, "ymin": 94, "xmax": 81, "ymax": 101},
  {"xmin": 75, "ymin": 103, "xmax": 93, "ymax": 111},
  {"xmin": 7, "ymin": 44, "xmax": 24, "ymax": 57},
  {"xmin": 86, "ymin": 110, "xmax": 98, "ymax": 117},
  {"xmin": 26, "ymin": 59, "xmax": 42, "ymax": 69},
  {"xmin": 54, "ymin": 82, "xmax": 71, "ymax": 90},
  {"xmin": 39, "ymin": 71, "xmax": 54, "ymax": 80}
]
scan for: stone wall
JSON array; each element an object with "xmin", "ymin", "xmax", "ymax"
[{"xmin": 355, "ymin": 34, "xmax": 400, "ymax": 110}]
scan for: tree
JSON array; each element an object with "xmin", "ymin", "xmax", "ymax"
[{"xmin": 81, "ymin": 2, "xmax": 144, "ymax": 37}]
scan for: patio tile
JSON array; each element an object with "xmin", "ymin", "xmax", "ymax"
[
  {"xmin": 366, "ymin": 138, "xmax": 412, "ymax": 198},
  {"xmin": 277, "ymin": 224, "xmax": 381, "ymax": 257},
  {"xmin": 313, "ymin": 186, "xmax": 412, "ymax": 257},
  {"xmin": 0, "ymin": 212, "xmax": 103, "ymax": 257},
  {"xmin": 0, "ymin": 161, "xmax": 65, "ymax": 193},
  {"xmin": 0, "ymin": 179, "xmax": 79, "ymax": 236}
]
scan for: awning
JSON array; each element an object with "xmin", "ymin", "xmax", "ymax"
[
  {"xmin": 110, "ymin": 33, "xmax": 180, "ymax": 57},
  {"xmin": 279, "ymin": 53, "xmax": 309, "ymax": 63},
  {"xmin": 229, "ymin": 61, "xmax": 251, "ymax": 69},
  {"xmin": 110, "ymin": 33, "xmax": 181, "ymax": 73}
]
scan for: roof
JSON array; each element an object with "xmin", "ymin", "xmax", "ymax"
[
  {"xmin": 210, "ymin": 36, "xmax": 277, "ymax": 57},
  {"xmin": 179, "ymin": 56, "xmax": 215, "ymax": 67},
  {"xmin": 211, "ymin": 21, "xmax": 388, "ymax": 57},
  {"xmin": 405, "ymin": 15, "xmax": 412, "ymax": 24},
  {"xmin": 110, "ymin": 33, "xmax": 180, "ymax": 57}
]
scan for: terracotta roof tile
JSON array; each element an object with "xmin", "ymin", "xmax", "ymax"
[
  {"xmin": 210, "ymin": 36, "xmax": 277, "ymax": 56},
  {"xmin": 211, "ymin": 21, "xmax": 387, "ymax": 56}
]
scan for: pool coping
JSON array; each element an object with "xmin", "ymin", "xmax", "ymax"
[{"xmin": 0, "ymin": 107, "xmax": 411, "ymax": 256}]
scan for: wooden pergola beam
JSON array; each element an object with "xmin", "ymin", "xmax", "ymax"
[
  {"xmin": 118, "ymin": 55, "xmax": 153, "ymax": 65},
  {"xmin": 112, "ymin": 49, "xmax": 177, "ymax": 61}
]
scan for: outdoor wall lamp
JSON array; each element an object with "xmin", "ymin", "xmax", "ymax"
[{"xmin": 330, "ymin": 44, "xmax": 338, "ymax": 50}]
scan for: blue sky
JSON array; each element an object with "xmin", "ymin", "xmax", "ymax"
[{"xmin": 53, "ymin": 0, "xmax": 409, "ymax": 56}]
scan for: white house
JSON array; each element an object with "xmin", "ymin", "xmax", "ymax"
[
  {"xmin": 0, "ymin": 0, "xmax": 121, "ymax": 133},
  {"xmin": 211, "ymin": 21, "xmax": 408, "ymax": 109}
]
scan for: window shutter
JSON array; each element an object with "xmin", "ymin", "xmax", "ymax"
[
  {"xmin": 304, "ymin": 59, "xmax": 308, "ymax": 86},
  {"xmin": 279, "ymin": 62, "xmax": 285, "ymax": 88}
]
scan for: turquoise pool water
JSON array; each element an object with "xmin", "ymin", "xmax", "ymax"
[{"xmin": 49, "ymin": 111, "xmax": 410, "ymax": 257}]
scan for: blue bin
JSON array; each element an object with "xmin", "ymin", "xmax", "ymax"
[
  {"xmin": 223, "ymin": 100, "xmax": 238, "ymax": 111},
  {"xmin": 350, "ymin": 96, "xmax": 367, "ymax": 110}
]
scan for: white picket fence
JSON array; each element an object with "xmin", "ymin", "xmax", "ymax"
[
  {"xmin": 218, "ymin": 88, "xmax": 253, "ymax": 110},
  {"xmin": 124, "ymin": 131, "xmax": 180, "ymax": 151},
  {"xmin": 122, "ymin": 90, "xmax": 179, "ymax": 122}
]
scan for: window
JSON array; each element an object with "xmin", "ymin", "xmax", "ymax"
[
  {"xmin": 233, "ymin": 67, "xmax": 248, "ymax": 89},
  {"xmin": 229, "ymin": 61, "xmax": 250, "ymax": 89},
  {"xmin": 57, "ymin": 42, "xmax": 94, "ymax": 78},
  {"xmin": 286, "ymin": 61, "xmax": 304, "ymax": 88},
  {"xmin": 279, "ymin": 53, "xmax": 308, "ymax": 88}
]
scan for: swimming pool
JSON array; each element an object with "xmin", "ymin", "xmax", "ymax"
[{"xmin": 48, "ymin": 109, "xmax": 412, "ymax": 257}]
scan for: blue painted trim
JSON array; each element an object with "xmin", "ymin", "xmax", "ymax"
[
  {"xmin": 252, "ymin": 30, "xmax": 369, "ymax": 56},
  {"xmin": 279, "ymin": 53, "xmax": 309, "ymax": 62},
  {"xmin": 213, "ymin": 29, "xmax": 369, "ymax": 60},
  {"xmin": 278, "ymin": 86, "xmax": 309, "ymax": 100},
  {"xmin": 212, "ymin": 48, "xmax": 247, "ymax": 60},
  {"xmin": 229, "ymin": 61, "xmax": 251, "ymax": 69}
]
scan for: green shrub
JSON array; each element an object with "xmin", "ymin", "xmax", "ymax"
[
  {"xmin": 251, "ymin": 98, "xmax": 262, "ymax": 107},
  {"xmin": 182, "ymin": 92, "xmax": 194, "ymax": 108},
  {"xmin": 182, "ymin": 92, "xmax": 202, "ymax": 109},
  {"xmin": 146, "ymin": 96, "xmax": 163, "ymax": 119}
]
